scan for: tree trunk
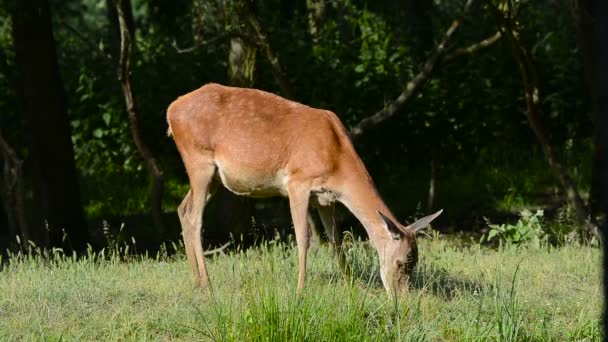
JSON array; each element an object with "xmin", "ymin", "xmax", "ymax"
[
  {"xmin": 589, "ymin": 0, "xmax": 608, "ymax": 334},
  {"xmin": 12, "ymin": 0, "xmax": 90, "ymax": 252},
  {"xmin": 0, "ymin": 130, "xmax": 29, "ymax": 245},
  {"xmin": 229, "ymin": 37, "xmax": 257, "ymax": 88},
  {"xmin": 0, "ymin": 196, "xmax": 8, "ymax": 250},
  {"xmin": 0, "ymin": 43, "xmax": 29, "ymax": 246},
  {"xmin": 573, "ymin": 0, "xmax": 601, "ymax": 218},
  {"xmin": 113, "ymin": 0, "xmax": 166, "ymax": 238}
]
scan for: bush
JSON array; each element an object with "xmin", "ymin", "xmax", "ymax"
[{"xmin": 485, "ymin": 210, "xmax": 545, "ymax": 247}]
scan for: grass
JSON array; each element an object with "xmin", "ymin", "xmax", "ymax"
[{"xmin": 0, "ymin": 234, "xmax": 601, "ymax": 341}]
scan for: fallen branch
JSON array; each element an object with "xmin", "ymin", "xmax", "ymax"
[{"xmin": 203, "ymin": 242, "xmax": 231, "ymax": 256}]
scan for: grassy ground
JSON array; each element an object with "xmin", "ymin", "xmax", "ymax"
[{"xmin": 0, "ymin": 235, "xmax": 601, "ymax": 341}]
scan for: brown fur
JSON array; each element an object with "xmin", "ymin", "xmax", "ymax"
[{"xmin": 167, "ymin": 83, "xmax": 441, "ymax": 296}]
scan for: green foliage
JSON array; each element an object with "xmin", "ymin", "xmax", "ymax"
[
  {"xmin": 0, "ymin": 0, "xmax": 594, "ymax": 228},
  {"xmin": 352, "ymin": 9, "xmax": 408, "ymax": 89},
  {"xmin": 486, "ymin": 209, "xmax": 545, "ymax": 246},
  {"xmin": 0, "ymin": 13, "xmax": 18, "ymax": 146}
]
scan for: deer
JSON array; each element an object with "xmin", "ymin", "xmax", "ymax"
[{"xmin": 167, "ymin": 83, "xmax": 442, "ymax": 297}]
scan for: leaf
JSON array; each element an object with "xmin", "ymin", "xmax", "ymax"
[
  {"xmin": 102, "ymin": 113, "xmax": 111, "ymax": 126},
  {"xmin": 513, "ymin": 231, "xmax": 521, "ymax": 242},
  {"xmin": 487, "ymin": 229, "xmax": 498, "ymax": 241},
  {"xmin": 93, "ymin": 128, "xmax": 103, "ymax": 138}
]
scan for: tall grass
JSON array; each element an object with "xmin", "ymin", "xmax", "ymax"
[{"xmin": 0, "ymin": 235, "xmax": 600, "ymax": 341}]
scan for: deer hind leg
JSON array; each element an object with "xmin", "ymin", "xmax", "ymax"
[
  {"xmin": 307, "ymin": 212, "xmax": 323, "ymax": 246},
  {"xmin": 178, "ymin": 189, "xmax": 198, "ymax": 284},
  {"xmin": 177, "ymin": 164, "xmax": 217, "ymax": 288},
  {"xmin": 287, "ymin": 181, "xmax": 312, "ymax": 293},
  {"xmin": 316, "ymin": 204, "xmax": 351, "ymax": 280}
]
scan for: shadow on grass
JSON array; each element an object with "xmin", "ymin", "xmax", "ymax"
[
  {"xmin": 411, "ymin": 267, "xmax": 488, "ymax": 300},
  {"xmin": 343, "ymin": 257, "xmax": 488, "ymax": 301}
]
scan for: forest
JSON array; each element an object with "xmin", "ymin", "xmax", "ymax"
[
  {"xmin": 2, "ymin": 0, "xmax": 608, "ymax": 339},
  {"xmin": 1, "ymin": 0, "xmax": 604, "ymax": 251}
]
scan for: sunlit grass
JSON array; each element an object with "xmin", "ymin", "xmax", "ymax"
[{"xmin": 0, "ymin": 235, "xmax": 600, "ymax": 341}]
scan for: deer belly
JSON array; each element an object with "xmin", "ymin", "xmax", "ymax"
[{"xmin": 215, "ymin": 164, "xmax": 288, "ymax": 198}]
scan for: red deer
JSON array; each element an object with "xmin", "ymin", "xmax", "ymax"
[{"xmin": 167, "ymin": 83, "xmax": 442, "ymax": 296}]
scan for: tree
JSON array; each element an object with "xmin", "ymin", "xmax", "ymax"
[
  {"xmin": 12, "ymin": 0, "xmax": 89, "ymax": 251},
  {"xmin": 111, "ymin": 0, "xmax": 167, "ymax": 238},
  {"xmin": 574, "ymin": 0, "xmax": 602, "ymax": 218},
  {"xmin": 486, "ymin": 0, "xmax": 597, "ymax": 236},
  {"xmin": 227, "ymin": 0, "xmax": 258, "ymax": 88},
  {"xmin": 586, "ymin": 0, "xmax": 608, "ymax": 332},
  {"xmin": 0, "ymin": 44, "xmax": 28, "ymax": 246},
  {"xmin": 0, "ymin": 196, "xmax": 7, "ymax": 247},
  {"xmin": 242, "ymin": 2, "xmax": 293, "ymax": 99},
  {"xmin": 106, "ymin": 0, "xmax": 134, "ymax": 65},
  {"xmin": 182, "ymin": 0, "xmax": 293, "ymax": 99},
  {"xmin": 349, "ymin": 0, "xmax": 502, "ymax": 137},
  {"xmin": 0, "ymin": 129, "xmax": 28, "ymax": 245}
]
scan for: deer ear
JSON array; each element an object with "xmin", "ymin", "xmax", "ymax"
[
  {"xmin": 378, "ymin": 211, "xmax": 404, "ymax": 240},
  {"xmin": 407, "ymin": 209, "xmax": 443, "ymax": 233}
]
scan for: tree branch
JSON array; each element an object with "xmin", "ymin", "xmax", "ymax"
[
  {"xmin": 350, "ymin": 0, "xmax": 478, "ymax": 137},
  {"xmin": 441, "ymin": 31, "xmax": 502, "ymax": 65},
  {"xmin": 172, "ymin": 32, "xmax": 255, "ymax": 54},
  {"xmin": 244, "ymin": 11, "xmax": 295, "ymax": 99},
  {"xmin": 114, "ymin": 0, "xmax": 166, "ymax": 238}
]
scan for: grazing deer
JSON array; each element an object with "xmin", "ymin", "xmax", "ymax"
[{"xmin": 167, "ymin": 83, "xmax": 442, "ymax": 296}]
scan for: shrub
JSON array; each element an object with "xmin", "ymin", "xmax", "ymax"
[{"xmin": 485, "ymin": 210, "xmax": 545, "ymax": 247}]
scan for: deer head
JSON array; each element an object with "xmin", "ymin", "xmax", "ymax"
[{"xmin": 377, "ymin": 210, "xmax": 443, "ymax": 296}]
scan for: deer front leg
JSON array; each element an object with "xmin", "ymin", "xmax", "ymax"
[{"xmin": 287, "ymin": 182, "xmax": 311, "ymax": 293}]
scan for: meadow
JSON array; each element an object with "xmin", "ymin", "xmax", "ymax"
[{"xmin": 0, "ymin": 233, "xmax": 601, "ymax": 341}]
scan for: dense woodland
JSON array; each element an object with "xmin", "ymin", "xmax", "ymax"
[{"xmin": 0, "ymin": 0, "xmax": 607, "ymax": 254}]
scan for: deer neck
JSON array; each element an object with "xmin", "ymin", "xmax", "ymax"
[{"xmin": 338, "ymin": 174, "xmax": 395, "ymax": 250}]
